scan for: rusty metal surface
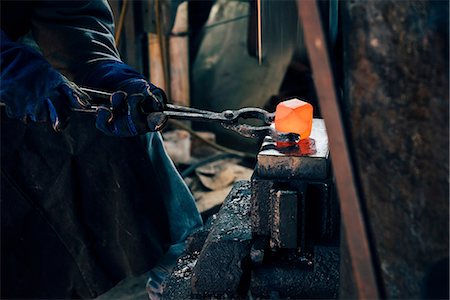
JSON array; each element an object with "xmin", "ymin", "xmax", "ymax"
[
  {"xmin": 271, "ymin": 190, "xmax": 298, "ymax": 249},
  {"xmin": 342, "ymin": 1, "xmax": 449, "ymax": 298},
  {"xmin": 250, "ymin": 246, "xmax": 339, "ymax": 299},
  {"xmin": 250, "ymin": 179, "xmax": 273, "ymax": 236},
  {"xmin": 251, "ymin": 178, "xmax": 338, "ymax": 244},
  {"xmin": 256, "ymin": 119, "xmax": 329, "ymax": 180},
  {"xmin": 297, "ymin": 0, "xmax": 380, "ymax": 298}
]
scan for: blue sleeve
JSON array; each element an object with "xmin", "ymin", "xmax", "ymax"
[
  {"xmin": 80, "ymin": 60, "xmax": 146, "ymax": 91},
  {"xmin": 30, "ymin": 0, "xmax": 121, "ymax": 82},
  {"xmin": 29, "ymin": 1, "xmax": 155, "ymax": 93}
]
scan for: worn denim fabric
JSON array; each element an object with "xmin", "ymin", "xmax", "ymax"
[
  {"xmin": 145, "ymin": 132, "xmax": 203, "ymax": 299},
  {"xmin": 146, "ymin": 132, "xmax": 203, "ymax": 244}
]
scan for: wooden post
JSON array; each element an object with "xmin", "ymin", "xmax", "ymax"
[
  {"xmin": 169, "ymin": 2, "xmax": 190, "ymax": 106},
  {"xmin": 148, "ymin": 32, "xmax": 166, "ymax": 90},
  {"xmin": 148, "ymin": 1, "xmax": 190, "ymax": 106}
]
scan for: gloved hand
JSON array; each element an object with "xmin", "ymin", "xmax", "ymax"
[
  {"xmin": 0, "ymin": 30, "xmax": 90, "ymax": 131},
  {"xmin": 95, "ymin": 78, "xmax": 168, "ymax": 137}
]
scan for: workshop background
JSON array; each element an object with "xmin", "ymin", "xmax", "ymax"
[{"xmin": 35, "ymin": 0, "xmax": 450, "ymax": 299}]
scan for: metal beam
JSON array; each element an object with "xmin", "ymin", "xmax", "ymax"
[{"xmin": 296, "ymin": 1, "xmax": 380, "ymax": 298}]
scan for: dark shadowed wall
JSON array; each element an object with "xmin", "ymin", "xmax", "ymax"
[{"xmin": 341, "ymin": 0, "xmax": 449, "ymax": 298}]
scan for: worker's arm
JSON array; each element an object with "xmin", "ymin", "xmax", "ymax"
[
  {"xmin": 30, "ymin": 0, "xmax": 166, "ymax": 136},
  {"xmin": 0, "ymin": 29, "xmax": 90, "ymax": 131},
  {"xmin": 30, "ymin": 0, "xmax": 119, "ymax": 82}
]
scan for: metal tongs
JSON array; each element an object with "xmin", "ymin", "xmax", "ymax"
[{"xmin": 79, "ymin": 87, "xmax": 300, "ymax": 142}]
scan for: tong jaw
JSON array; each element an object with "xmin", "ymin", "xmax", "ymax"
[
  {"xmin": 222, "ymin": 123, "xmax": 301, "ymax": 143},
  {"xmin": 219, "ymin": 108, "xmax": 300, "ymax": 143},
  {"xmin": 220, "ymin": 107, "xmax": 275, "ymax": 124}
]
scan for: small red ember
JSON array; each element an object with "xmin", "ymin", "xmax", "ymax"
[{"xmin": 275, "ymin": 99, "xmax": 313, "ymax": 139}]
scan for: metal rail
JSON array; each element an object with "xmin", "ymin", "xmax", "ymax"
[
  {"xmin": 257, "ymin": 0, "xmax": 262, "ymax": 65},
  {"xmin": 296, "ymin": 1, "xmax": 380, "ymax": 298}
]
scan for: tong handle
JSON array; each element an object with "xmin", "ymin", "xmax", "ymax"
[
  {"xmin": 163, "ymin": 105, "xmax": 274, "ymax": 125},
  {"xmin": 162, "ymin": 105, "xmax": 231, "ymax": 123},
  {"xmin": 79, "ymin": 87, "xmax": 274, "ymax": 127}
]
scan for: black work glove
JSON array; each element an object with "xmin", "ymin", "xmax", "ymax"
[
  {"xmin": 1, "ymin": 30, "xmax": 90, "ymax": 131},
  {"xmin": 95, "ymin": 79, "xmax": 168, "ymax": 137}
]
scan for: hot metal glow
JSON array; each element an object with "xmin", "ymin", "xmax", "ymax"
[{"xmin": 274, "ymin": 99, "xmax": 313, "ymax": 139}]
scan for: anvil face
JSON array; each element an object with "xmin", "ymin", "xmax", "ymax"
[{"xmin": 256, "ymin": 119, "xmax": 329, "ymax": 180}]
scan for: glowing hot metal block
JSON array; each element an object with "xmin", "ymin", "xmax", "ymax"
[{"xmin": 275, "ymin": 99, "xmax": 313, "ymax": 139}]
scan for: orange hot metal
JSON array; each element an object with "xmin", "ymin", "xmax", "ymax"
[{"xmin": 274, "ymin": 99, "xmax": 313, "ymax": 139}]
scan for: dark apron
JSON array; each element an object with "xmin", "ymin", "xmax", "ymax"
[{"xmin": 1, "ymin": 110, "xmax": 174, "ymax": 298}]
